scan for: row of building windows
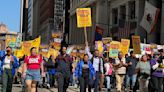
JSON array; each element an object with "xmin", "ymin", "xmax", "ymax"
[
  {"xmin": 112, "ymin": 1, "xmax": 136, "ymax": 25},
  {"xmin": 70, "ymin": 0, "xmax": 87, "ymax": 9}
]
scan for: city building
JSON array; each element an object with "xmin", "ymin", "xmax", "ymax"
[
  {"xmin": 69, "ymin": 0, "xmax": 164, "ymax": 46},
  {"xmin": 39, "ymin": 0, "xmax": 54, "ymax": 44},
  {"xmin": 20, "ymin": 0, "xmax": 29, "ymax": 40},
  {"xmin": 109, "ymin": 0, "xmax": 163, "ymax": 44},
  {"xmin": 69, "ymin": 0, "xmax": 109, "ymax": 46},
  {"xmin": 0, "ymin": 24, "xmax": 17, "ymax": 50},
  {"xmin": 27, "ymin": 0, "xmax": 33, "ymax": 38},
  {"xmin": 21, "ymin": 0, "xmax": 65, "ymax": 44}
]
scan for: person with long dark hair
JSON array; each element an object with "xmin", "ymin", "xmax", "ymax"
[
  {"xmin": 74, "ymin": 54, "xmax": 95, "ymax": 92},
  {"xmin": 45, "ymin": 55, "xmax": 56, "ymax": 88},
  {"xmin": 22, "ymin": 47, "xmax": 44, "ymax": 92}
]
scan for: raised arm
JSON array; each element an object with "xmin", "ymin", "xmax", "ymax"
[{"xmin": 85, "ymin": 46, "xmax": 93, "ymax": 60}]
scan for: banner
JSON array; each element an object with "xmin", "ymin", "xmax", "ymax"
[
  {"xmin": 31, "ymin": 36, "xmax": 41, "ymax": 52},
  {"xmin": 52, "ymin": 38, "xmax": 62, "ymax": 50},
  {"xmin": 22, "ymin": 41, "xmax": 32, "ymax": 55},
  {"xmin": 121, "ymin": 39, "xmax": 130, "ymax": 55},
  {"xmin": 47, "ymin": 48, "xmax": 59, "ymax": 59},
  {"xmin": 76, "ymin": 8, "xmax": 92, "ymax": 28},
  {"xmin": 95, "ymin": 41, "xmax": 103, "ymax": 53},
  {"xmin": 109, "ymin": 41, "xmax": 120, "ymax": 58},
  {"xmin": 140, "ymin": 1, "xmax": 160, "ymax": 33},
  {"xmin": 6, "ymin": 36, "xmax": 16, "ymax": 47},
  {"xmin": 95, "ymin": 26, "xmax": 103, "ymax": 41},
  {"xmin": 132, "ymin": 36, "xmax": 141, "ymax": 54},
  {"xmin": 14, "ymin": 49, "xmax": 23, "ymax": 58}
]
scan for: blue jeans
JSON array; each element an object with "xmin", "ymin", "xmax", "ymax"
[
  {"xmin": 105, "ymin": 76, "xmax": 111, "ymax": 89},
  {"xmin": 126, "ymin": 74, "xmax": 137, "ymax": 89},
  {"xmin": 26, "ymin": 69, "xmax": 41, "ymax": 81},
  {"xmin": 93, "ymin": 72, "xmax": 100, "ymax": 92}
]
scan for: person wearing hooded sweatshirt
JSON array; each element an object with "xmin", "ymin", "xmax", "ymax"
[
  {"xmin": 0, "ymin": 46, "xmax": 19, "ymax": 92},
  {"xmin": 74, "ymin": 54, "xmax": 96, "ymax": 92}
]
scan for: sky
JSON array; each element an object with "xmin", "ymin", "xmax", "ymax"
[{"xmin": 0, "ymin": 0, "xmax": 20, "ymax": 32}]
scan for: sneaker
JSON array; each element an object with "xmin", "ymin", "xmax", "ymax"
[
  {"xmin": 108, "ymin": 89, "xmax": 111, "ymax": 92},
  {"xmin": 47, "ymin": 84, "xmax": 50, "ymax": 89}
]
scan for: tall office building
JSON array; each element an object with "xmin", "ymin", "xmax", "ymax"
[
  {"xmin": 27, "ymin": 0, "xmax": 33, "ymax": 38},
  {"xmin": 39, "ymin": 0, "xmax": 54, "ymax": 44},
  {"xmin": 20, "ymin": 0, "xmax": 29, "ymax": 40},
  {"xmin": 21, "ymin": 0, "xmax": 68, "ymax": 44}
]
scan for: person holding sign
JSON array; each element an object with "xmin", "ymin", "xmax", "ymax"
[
  {"xmin": 22, "ymin": 47, "xmax": 44, "ymax": 92},
  {"xmin": 113, "ymin": 52, "xmax": 128, "ymax": 92},
  {"xmin": 85, "ymin": 46, "xmax": 105, "ymax": 92}
]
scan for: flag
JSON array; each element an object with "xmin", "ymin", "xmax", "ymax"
[
  {"xmin": 31, "ymin": 36, "xmax": 41, "ymax": 52},
  {"xmin": 140, "ymin": 1, "xmax": 160, "ymax": 33},
  {"xmin": 95, "ymin": 26, "xmax": 103, "ymax": 41},
  {"xmin": 118, "ymin": 19, "xmax": 131, "ymax": 39}
]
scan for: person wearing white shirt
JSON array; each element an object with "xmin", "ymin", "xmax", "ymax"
[{"xmin": 85, "ymin": 46, "xmax": 105, "ymax": 92}]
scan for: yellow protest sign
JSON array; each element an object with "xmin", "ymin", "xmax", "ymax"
[
  {"xmin": 22, "ymin": 41, "xmax": 32, "ymax": 55},
  {"xmin": 102, "ymin": 37, "xmax": 112, "ymax": 51},
  {"xmin": 95, "ymin": 41, "xmax": 104, "ymax": 53},
  {"xmin": 31, "ymin": 36, "xmax": 41, "ymax": 52},
  {"xmin": 47, "ymin": 48, "xmax": 59, "ymax": 59},
  {"xmin": 132, "ymin": 36, "xmax": 141, "ymax": 54},
  {"xmin": 121, "ymin": 39, "xmax": 130, "ymax": 55},
  {"xmin": 76, "ymin": 8, "xmax": 92, "ymax": 28},
  {"xmin": 14, "ymin": 49, "xmax": 23, "ymax": 58}
]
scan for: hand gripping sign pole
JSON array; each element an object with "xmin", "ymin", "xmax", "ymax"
[{"xmin": 76, "ymin": 8, "xmax": 92, "ymax": 47}]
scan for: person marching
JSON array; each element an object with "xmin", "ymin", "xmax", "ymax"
[
  {"xmin": 113, "ymin": 52, "xmax": 128, "ymax": 92},
  {"xmin": 0, "ymin": 46, "xmax": 19, "ymax": 92},
  {"xmin": 45, "ymin": 55, "xmax": 56, "ymax": 88},
  {"xmin": 55, "ymin": 46, "xmax": 73, "ymax": 92},
  {"xmin": 85, "ymin": 46, "xmax": 105, "ymax": 92},
  {"xmin": 74, "ymin": 54, "xmax": 96, "ymax": 92},
  {"xmin": 149, "ymin": 53, "xmax": 164, "ymax": 92},
  {"xmin": 125, "ymin": 51, "xmax": 138, "ymax": 91},
  {"xmin": 135, "ymin": 55, "xmax": 151, "ymax": 92},
  {"xmin": 22, "ymin": 47, "xmax": 44, "ymax": 92},
  {"xmin": 104, "ymin": 57, "xmax": 113, "ymax": 92}
]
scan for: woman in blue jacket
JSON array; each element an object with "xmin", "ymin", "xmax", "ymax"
[
  {"xmin": 0, "ymin": 47, "xmax": 19, "ymax": 92},
  {"xmin": 74, "ymin": 54, "xmax": 96, "ymax": 92}
]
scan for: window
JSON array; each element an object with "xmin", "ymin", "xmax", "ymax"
[
  {"xmin": 112, "ymin": 8, "xmax": 118, "ymax": 25},
  {"xmin": 120, "ymin": 5, "xmax": 126, "ymax": 20},
  {"xmin": 129, "ymin": 1, "xmax": 135, "ymax": 19}
]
